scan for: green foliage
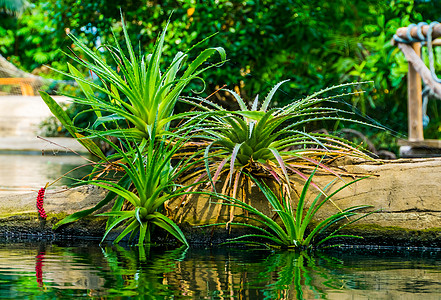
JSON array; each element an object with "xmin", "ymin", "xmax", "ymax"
[
  {"xmin": 334, "ymin": 2, "xmax": 414, "ymax": 133},
  {"xmin": 329, "ymin": 0, "xmax": 441, "ymax": 142},
  {"xmin": 62, "ymin": 15, "xmax": 225, "ymax": 140},
  {"xmin": 54, "ymin": 129, "xmax": 208, "ymax": 246},
  {"xmin": 0, "ymin": 0, "xmax": 28, "ymax": 14},
  {"xmin": 3, "ymin": 1, "xmax": 441, "ymax": 151},
  {"xmin": 209, "ymin": 170, "xmax": 372, "ymax": 249},
  {"xmin": 91, "ymin": 134, "xmax": 192, "ymax": 246},
  {"xmin": 186, "ymin": 81, "xmax": 372, "ymax": 198},
  {"xmin": 0, "ymin": 1, "xmax": 65, "ymax": 75},
  {"xmin": 33, "ymin": 5, "xmax": 381, "ymax": 248}
]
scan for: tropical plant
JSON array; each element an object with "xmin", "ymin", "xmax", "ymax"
[
  {"xmin": 39, "ymin": 13, "xmax": 226, "ymax": 159},
  {"xmin": 6, "ymin": 1, "xmax": 441, "ymax": 155},
  {"xmin": 35, "ymin": 10, "xmax": 378, "ymax": 249},
  {"xmin": 52, "ymin": 14, "xmax": 225, "ymax": 141},
  {"xmin": 181, "ymin": 81, "xmax": 374, "ymax": 203},
  {"xmin": 38, "ymin": 14, "xmax": 224, "ymax": 247},
  {"xmin": 207, "ymin": 169, "xmax": 372, "ymax": 249},
  {"xmin": 52, "ymin": 125, "xmax": 211, "ymax": 246}
]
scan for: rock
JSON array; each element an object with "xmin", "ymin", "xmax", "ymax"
[
  {"xmin": 324, "ymin": 157, "xmax": 441, "ymax": 230},
  {"xmin": 0, "ymin": 185, "xmax": 109, "ymax": 239}
]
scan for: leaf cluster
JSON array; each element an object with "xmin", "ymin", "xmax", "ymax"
[
  {"xmin": 58, "ymin": 15, "xmax": 224, "ymax": 140},
  {"xmin": 209, "ymin": 170, "xmax": 372, "ymax": 250},
  {"xmin": 182, "ymin": 81, "xmax": 374, "ymax": 200}
]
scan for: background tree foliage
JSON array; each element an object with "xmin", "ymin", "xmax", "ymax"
[{"xmin": 1, "ymin": 0, "xmax": 441, "ymax": 153}]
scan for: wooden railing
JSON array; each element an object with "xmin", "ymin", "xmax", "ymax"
[
  {"xmin": 0, "ymin": 78, "xmax": 35, "ymax": 96},
  {"xmin": 393, "ymin": 23, "xmax": 441, "ymax": 148}
]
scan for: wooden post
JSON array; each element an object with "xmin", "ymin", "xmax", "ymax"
[{"xmin": 408, "ymin": 42, "xmax": 424, "ymax": 141}]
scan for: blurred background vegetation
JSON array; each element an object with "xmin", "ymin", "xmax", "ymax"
[{"xmin": 1, "ymin": 0, "xmax": 441, "ymax": 155}]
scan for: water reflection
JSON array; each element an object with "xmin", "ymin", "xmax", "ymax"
[
  {"xmin": 255, "ymin": 251, "xmax": 347, "ymax": 299},
  {"xmin": 0, "ymin": 153, "xmax": 90, "ymax": 195},
  {"xmin": 0, "ymin": 242, "xmax": 440, "ymax": 299}
]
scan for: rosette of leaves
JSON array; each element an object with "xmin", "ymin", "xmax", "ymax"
[
  {"xmin": 208, "ymin": 169, "xmax": 372, "ymax": 249},
  {"xmin": 41, "ymin": 14, "xmax": 225, "ymax": 142},
  {"xmin": 181, "ymin": 81, "xmax": 374, "ymax": 202},
  {"xmin": 53, "ymin": 126, "xmax": 209, "ymax": 246}
]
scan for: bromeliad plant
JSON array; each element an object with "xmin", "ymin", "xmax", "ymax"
[
  {"xmin": 208, "ymin": 169, "xmax": 372, "ymax": 249},
  {"xmin": 181, "ymin": 81, "xmax": 375, "ymax": 203},
  {"xmin": 53, "ymin": 127, "xmax": 210, "ymax": 246},
  {"xmin": 38, "ymin": 14, "xmax": 228, "ymax": 239},
  {"xmin": 40, "ymin": 14, "xmax": 225, "ymax": 141}
]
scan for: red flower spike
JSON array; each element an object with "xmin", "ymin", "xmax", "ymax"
[{"xmin": 36, "ymin": 188, "xmax": 47, "ymax": 219}]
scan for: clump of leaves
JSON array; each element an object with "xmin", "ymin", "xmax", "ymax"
[
  {"xmin": 208, "ymin": 169, "xmax": 372, "ymax": 249},
  {"xmin": 42, "ymin": 14, "xmax": 225, "ymax": 141},
  {"xmin": 53, "ymin": 126, "xmax": 209, "ymax": 246},
  {"xmin": 181, "ymin": 81, "xmax": 374, "ymax": 207}
]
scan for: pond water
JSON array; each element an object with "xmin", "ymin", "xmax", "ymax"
[
  {"xmin": 0, "ymin": 153, "xmax": 90, "ymax": 196},
  {"xmin": 0, "ymin": 241, "xmax": 440, "ymax": 299}
]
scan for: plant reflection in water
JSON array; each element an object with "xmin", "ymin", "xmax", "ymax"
[
  {"xmin": 258, "ymin": 251, "xmax": 346, "ymax": 299},
  {"xmin": 0, "ymin": 242, "xmax": 438, "ymax": 298},
  {"xmin": 96, "ymin": 245, "xmax": 347, "ymax": 299}
]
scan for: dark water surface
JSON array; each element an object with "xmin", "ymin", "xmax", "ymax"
[{"xmin": 0, "ymin": 241, "xmax": 440, "ymax": 299}]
